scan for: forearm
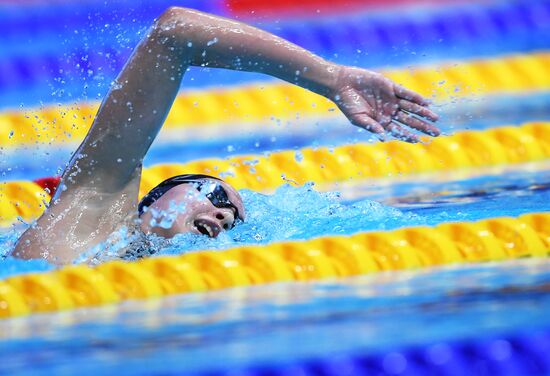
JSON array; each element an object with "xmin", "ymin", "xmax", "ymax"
[
  {"xmin": 65, "ymin": 7, "xmax": 337, "ymax": 192},
  {"xmin": 159, "ymin": 7, "xmax": 338, "ymax": 97}
]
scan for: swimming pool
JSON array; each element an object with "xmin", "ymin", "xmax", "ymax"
[
  {"xmin": 0, "ymin": 0, "xmax": 549, "ymax": 375},
  {"xmin": 1, "ymin": 258, "xmax": 550, "ymax": 375}
]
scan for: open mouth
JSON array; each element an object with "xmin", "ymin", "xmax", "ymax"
[{"xmin": 193, "ymin": 219, "xmax": 221, "ymax": 238}]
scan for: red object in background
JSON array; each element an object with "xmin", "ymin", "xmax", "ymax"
[
  {"xmin": 34, "ymin": 176, "xmax": 60, "ymax": 196},
  {"xmin": 226, "ymin": 0, "xmax": 437, "ymax": 17}
]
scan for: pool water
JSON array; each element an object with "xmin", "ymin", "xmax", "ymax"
[
  {"xmin": 1, "ymin": 160, "xmax": 548, "ymax": 276},
  {"xmin": 1, "ymin": 257, "xmax": 549, "ymax": 375},
  {"xmin": 0, "ymin": 148, "xmax": 548, "ymax": 375},
  {"xmin": 1, "ymin": 0, "xmax": 550, "ymax": 374}
]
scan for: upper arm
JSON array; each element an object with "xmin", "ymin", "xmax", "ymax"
[
  {"xmin": 14, "ymin": 165, "xmax": 143, "ymax": 264},
  {"xmin": 12, "ymin": 9, "xmax": 192, "ymax": 263},
  {"xmin": 60, "ymin": 8, "xmax": 190, "ymax": 195}
]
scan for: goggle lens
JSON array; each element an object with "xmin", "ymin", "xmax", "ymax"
[{"xmin": 194, "ymin": 181, "xmax": 240, "ymax": 228}]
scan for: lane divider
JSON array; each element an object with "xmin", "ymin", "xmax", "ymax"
[
  {"xmin": 0, "ymin": 181, "xmax": 49, "ymax": 227},
  {"xmin": 0, "ymin": 212, "xmax": 548, "ymax": 319},
  {"xmin": 3, "ymin": 0, "xmax": 548, "ymax": 108},
  {"xmin": 208, "ymin": 326, "xmax": 550, "ymax": 376},
  {"xmin": 258, "ymin": 0, "xmax": 550, "ymax": 56},
  {"xmin": 0, "ymin": 52, "xmax": 548, "ymax": 147},
  {"xmin": 140, "ymin": 122, "xmax": 550, "ymax": 194},
  {"xmin": 0, "ymin": 122, "xmax": 548, "ymax": 227}
]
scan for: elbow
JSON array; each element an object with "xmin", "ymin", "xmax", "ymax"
[
  {"xmin": 152, "ymin": 6, "xmax": 203, "ymax": 57},
  {"xmin": 155, "ymin": 6, "xmax": 194, "ymax": 37},
  {"xmin": 157, "ymin": 6, "xmax": 186, "ymax": 23}
]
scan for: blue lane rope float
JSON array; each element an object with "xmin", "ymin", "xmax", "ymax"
[
  {"xmin": 0, "ymin": 0, "xmax": 549, "ymax": 97},
  {"xmin": 0, "ymin": 0, "xmax": 223, "ymax": 48},
  {"xmin": 2, "ymin": 0, "xmax": 548, "ymax": 58},
  {"xmin": 268, "ymin": 0, "xmax": 550, "ymax": 58},
  {"xmin": 0, "ymin": 53, "xmax": 548, "ymax": 153},
  {"xmin": 197, "ymin": 328, "xmax": 550, "ymax": 376}
]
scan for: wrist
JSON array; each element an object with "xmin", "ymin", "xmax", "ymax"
[{"xmin": 308, "ymin": 61, "xmax": 342, "ymax": 99}]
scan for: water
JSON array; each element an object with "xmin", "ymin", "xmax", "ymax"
[
  {"xmin": 0, "ymin": 183, "xmax": 434, "ymax": 277},
  {"xmin": 2, "ymin": 0, "xmax": 549, "ymax": 108},
  {"xmin": 1, "ymin": 1, "xmax": 550, "ymax": 374},
  {"xmin": 1, "ymin": 161, "xmax": 548, "ymax": 278},
  {"xmin": 2, "ymin": 92, "xmax": 549, "ymax": 182},
  {"xmin": 1, "ymin": 150, "xmax": 546, "ymax": 375},
  {"xmin": 0, "ymin": 258, "xmax": 549, "ymax": 375}
]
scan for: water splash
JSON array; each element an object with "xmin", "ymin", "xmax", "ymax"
[
  {"xmin": 0, "ymin": 184, "xmax": 425, "ymax": 276},
  {"xmin": 154, "ymin": 183, "xmax": 425, "ymax": 256},
  {"xmin": 0, "ymin": 230, "xmax": 54, "ymax": 279}
]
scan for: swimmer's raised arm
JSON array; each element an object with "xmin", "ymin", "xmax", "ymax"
[
  {"xmin": 61, "ymin": 6, "xmax": 439, "ymax": 195},
  {"xmin": 159, "ymin": 7, "xmax": 439, "ymax": 141},
  {"xmin": 14, "ymin": 6, "xmax": 438, "ymax": 263},
  {"xmin": 44, "ymin": 7, "xmax": 441, "ymax": 201}
]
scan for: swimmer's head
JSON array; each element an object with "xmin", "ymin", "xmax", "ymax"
[{"xmin": 138, "ymin": 174, "xmax": 245, "ymax": 238}]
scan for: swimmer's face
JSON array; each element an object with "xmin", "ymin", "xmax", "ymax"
[{"xmin": 139, "ymin": 179, "xmax": 245, "ymax": 238}]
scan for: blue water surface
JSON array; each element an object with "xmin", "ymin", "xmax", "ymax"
[
  {"xmin": 1, "ymin": 0, "xmax": 549, "ymax": 108},
  {"xmin": 1, "ymin": 92, "xmax": 549, "ymax": 182},
  {"xmin": 1, "ymin": 162, "xmax": 548, "ymax": 279},
  {"xmin": 0, "ymin": 257, "xmax": 549, "ymax": 375},
  {"xmin": 0, "ymin": 1, "xmax": 549, "ymax": 374}
]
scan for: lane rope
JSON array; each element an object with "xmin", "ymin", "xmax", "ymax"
[
  {"xmin": 139, "ymin": 122, "xmax": 549, "ymax": 194},
  {"xmin": 0, "ymin": 122, "xmax": 547, "ymax": 226},
  {"xmin": 202, "ymin": 325, "xmax": 550, "ymax": 376},
  {"xmin": 1, "ymin": 212, "xmax": 548, "ymax": 319},
  {"xmin": 0, "ymin": 52, "xmax": 548, "ymax": 147}
]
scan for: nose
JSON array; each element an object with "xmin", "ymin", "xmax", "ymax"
[{"xmin": 214, "ymin": 210, "xmax": 235, "ymax": 230}]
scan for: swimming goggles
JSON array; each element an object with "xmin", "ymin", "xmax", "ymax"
[{"xmin": 138, "ymin": 174, "xmax": 242, "ymax": 228}]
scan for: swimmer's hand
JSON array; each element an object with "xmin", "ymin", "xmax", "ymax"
[{"xmin": 327, "ymin": 65, "xmax": 440, "ymax": 143}]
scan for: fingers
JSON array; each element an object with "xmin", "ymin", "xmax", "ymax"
[
  {"xmin": 337, "ymin": 84, "xmax": 440, "ymax": 143},
  {"xmin": 398, "ymin": 99, "xmax": 439, "ymax": 122},
  {"xmin": 393, "ymin": 88, "xmax": 440, "ymax": 140},
  {"xmin": 337, "ymin": 88, "xmax": 385, "ymax": 135},
  {"xmin": 395, "ymin": 110, "xmax": 440, "ymax": 136},
  {"xmin": 394, "ymin": 84, "xmax": 429, "ymax": 106},
  {"xmin": 386, "ymin": 122, "xmax": 420, "ymax": 143},
  {"xmin": 349, "ymin": 113, "xmax": 385, "ymax": 135}
]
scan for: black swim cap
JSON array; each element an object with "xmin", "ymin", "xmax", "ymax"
[{"xmin": 138, "ymin": 174, "xmax": 241, "ymax": 221}]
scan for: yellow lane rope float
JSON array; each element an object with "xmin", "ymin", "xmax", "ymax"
[
  {"xmin": 0, "ymin": 122, "xmax": 548, "ymax": 226},
  {"xmin": 140, "ymin": 122, "xmax": 549, "ymax": 194},
  {"xmin": 0, "ymin": 212, "xmax": 548, "ymax": 319},
  {"xmin": 0, "ymin": 52, "xmax": 548, "ymax": 147}
]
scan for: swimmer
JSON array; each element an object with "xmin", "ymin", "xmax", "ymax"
[{"xmin": 11, "ymin": 7, "xmax": 440, "ymax": 264}]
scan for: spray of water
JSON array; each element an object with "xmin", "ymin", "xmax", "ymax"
[{"xmin": 0, "ymin": 183, "xmax": 427, "ymax": 277}]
